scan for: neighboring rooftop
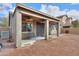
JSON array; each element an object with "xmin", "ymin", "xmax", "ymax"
[
  {"xmin": 56, "ymin": 15, "xmax": 68, "ymax": 18},
  {"xmin": 57, "ymin": 14, "xmax": 72, "ymax": 20}
]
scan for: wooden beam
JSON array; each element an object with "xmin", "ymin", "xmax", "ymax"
[{"xmin": 20, "ymin": 11, "xmax": 58, "ymax": 22}]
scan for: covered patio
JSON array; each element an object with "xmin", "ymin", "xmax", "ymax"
[{"xmin": 10, "ymin": 4, "xmax": 60, "ymax": 47}]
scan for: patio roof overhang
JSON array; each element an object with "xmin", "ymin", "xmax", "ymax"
[{"xmin": 13, "ymin": 3, "xmax": 60, "ymax": 22}]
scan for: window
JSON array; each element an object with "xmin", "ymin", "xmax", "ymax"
[{"xmin": 22, "ymin": 23, "xmax": 32, "ymax": 32}]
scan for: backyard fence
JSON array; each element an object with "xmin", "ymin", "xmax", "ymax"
[
  {"xmin": 0, "ymin": 27, "xmax": 9, "ymax": 40},
  {"xmin": 0, "ymin": 31, "xmax": 9, "ymax": 39}
]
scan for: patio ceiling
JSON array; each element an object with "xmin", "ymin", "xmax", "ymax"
[{"xmin": 22, "ymin": 14, "xmax": 46, "ymax": 23}]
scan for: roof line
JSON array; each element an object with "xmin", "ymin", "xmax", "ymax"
[{"xmin": 16, "ymin": 3, "xmax": 59, "ymax": 21}]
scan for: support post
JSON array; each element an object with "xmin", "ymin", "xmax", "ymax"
[
  {"xmin": 45, "ymin": 20, "xmax": 49, "ymax": 40},
  {"xmin": 57, "ymin": 22, "xmax": 60, "ymax": 36},
  {"xmin": 16, "ymin": 11, "xmax": 22, "ymax": 47}
]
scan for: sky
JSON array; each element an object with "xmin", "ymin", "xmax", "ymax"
[{"xmin": 0, "ymin": 3, "xmax": 79, "ymax": 20}]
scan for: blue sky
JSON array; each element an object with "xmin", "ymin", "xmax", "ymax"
[
  {"xmin": 0, "ymin": 3, "xmax": 15, "ymax": 17},
  {"xmin": 0, "ymin": 3, "xmax": 79, "ymax": 19},
  {"xmin": 25, "ymin": 3, "xmax": 79, "ymax": 10}
]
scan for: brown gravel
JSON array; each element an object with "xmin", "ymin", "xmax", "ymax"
[{"xmin": 0, "ymin": 34, "xmax": 79, "ymax": 56}]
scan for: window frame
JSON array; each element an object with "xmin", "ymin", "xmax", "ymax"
[{"xmin": 22, "ymin": 22, "xmax": 33, "ymax": 32}]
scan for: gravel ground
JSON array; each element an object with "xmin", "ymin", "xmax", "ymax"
[{"xmin": 0, "ymin": 34, "xmax": 79, "ymax": 56}]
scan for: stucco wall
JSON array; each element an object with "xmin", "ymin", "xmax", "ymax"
[
  {"xmin": 62, "ymin": 28, "xmax": 79, "ymax": 35},
  {"xmin": 10, "ymin": 9, "xmax": 22, "ymax": 47},
  {"xmin": 10, "ymin": 11, "xmax": 16, "ymax": 42}
]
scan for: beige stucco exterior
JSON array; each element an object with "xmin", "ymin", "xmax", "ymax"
[
  {"xmin": 10, "ymin": 3, "xmax": 60, "ymax": 47},
  {"xmin": 57, "ymin": 15, "xmax": 72, "ymax": 28}
]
